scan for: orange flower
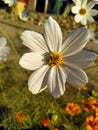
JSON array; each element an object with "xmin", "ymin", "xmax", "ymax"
[
  {"xmin": 95, "ymin": 117, "xmax": 98, "ymax": 130},
  {"xmin": 65, "ymin": 103, "xmax": 80, "ymax": 116},
  {"xmin": 83, "ymin": 98, "xmax": 98, "ymax": 112},
  {"xmin": 83, "ymin": 104, "xmax": 95, "ymax": 112},
  {"xmin": 84, "ymin": 115, "xmax": 94, "ymax": 129},
  {"xmin": 78, "ymin": 86, "xmax": 88, "ymax": 91},
  {"xmin": 84, "ymin": 115, "xmax": 98, "ymax": 130},
  {"xmin": 95, "ymin": 107, "xmax": 98, "ymax": 117},
  {"xmin": 41, "ymin": 117, "xmax": 50, "ymax": 127},
  {"xmin": 53, "ymin": 128, "xmax": 59, "ymax": 130},
  {"xmin": 16, "ymin": 112, "xmax": 25, "ymax": 122}
]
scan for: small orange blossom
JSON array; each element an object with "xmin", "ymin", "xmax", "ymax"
[
  {"xmin": 41, "ymin": 117, "xmax": 50, "ymax": 127},
  {"xmin": 16, "ymin": 112, "xmax": 25, "ymax": 122},
  {"xmin": 65, "ymin": 102, "xmax": 80, "ymax": 116}
]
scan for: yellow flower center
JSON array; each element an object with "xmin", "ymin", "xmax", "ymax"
[
  {"xmin": 48, "ymin": 52, "xmax": 63, "ymax": 66},
  {"xmin": 79, "ymin": 8, "xmax": 87, "ymax": 15}
]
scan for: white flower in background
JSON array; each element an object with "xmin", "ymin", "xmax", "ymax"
[
  {"xmin": 19, "ymin": 17, "xmax": 97, "ymax": 98},
  {"xmin": 0, "ymin": 37, "xmax": 10, "ymax": 61},
  {"xmin": 19, "ymin": 11, "xmax": 29, "ymax": 22},
  {"xmin": 88, "ymin": 29, "xmax": 98, "ymax": 44},
  {"xmin": 2, "ymin": 0, "xmax": 16, "ymax": 7},
  {"xmin": 72, "ymin": 0, "xmax": 76, "ymax": 3},
  {"xmin": 71, "ymin": 0, "xmax": 98, "ymax": 25},
  {"xmin": 88, "ymin": 29, "xmax": 96, "ymax": 41},
  {"xmin": 94, "ymin": 0, "xmax": 98, "ymax": 4}
]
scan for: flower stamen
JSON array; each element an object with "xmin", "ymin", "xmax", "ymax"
[
  {"xmin": 79, "ymin": 8, "xmax": 87, "ymax": 15},
  {"xmin": 48, "ymin": 52, "xmax": 63, "ymax": 66}
]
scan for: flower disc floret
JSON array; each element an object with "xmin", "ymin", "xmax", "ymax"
[
  {"xmin": 48, "ymin": 52, "xmax": 63, "ymax": 66},
  {"xmin": 79, "ymin": 8, "xmax": 87, "ymax": 15}
]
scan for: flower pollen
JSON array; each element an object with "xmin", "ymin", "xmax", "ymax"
[
  {"xmin": 48, "ymin": 52, "xmax": 63, "ymax": 66},
  {"xmin": 79, "ymin": 8, "xmax": 87, "ymax": 15}
]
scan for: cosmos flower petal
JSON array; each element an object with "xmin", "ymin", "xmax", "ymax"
[
  {"xmin": 71, "ymin": 6, "xmax": 80, "ymax": 14},
  {"xmin": 39, "ymin": 86, "xmax": 47, "ymax": 93},
  {"xmin": 21, "ymin": 31, "xmax": 49, "ymax": 53},
  {"xmin": 63, "ymin": 63, "xmax": 88, "ymax": 87},
  {"xmin": 0, "ymin": 37, "xmax": 10, "ymax": 61},
  {"xmin": 64, "ymin": 50, "xmax": 97, "ymax": 68},
  {"xmin": 76, "ymin": 0, "xmax": 81, "ymax": 7},
  {"xmin": 28, "ymin": 65, "xmax": 49, "ymax": 94},
  {"xmin": 81, "ymin": 17, "xmax": 87, "ymax": 25},
  {"xmin": 87, "ymin": 15, "xmax": 95, "ymax": 22},
  {"xmin": 44, "ymin": 16, "xmax": 62, "ymax": 52},
  {"xmin": 87, "ymin": 1, "xmax": 96, "ymax": 9},
  {"xmin": 47, "ymin": 67, "xmax": 66, "ymax": 98},
  {"xmin": 19, "ymin": 52, "xmax": 45, "ymax": 70},
  {"xmin": 61, "ymin": 27, "xmax": 90, "ymax": 56},
  {"xmin": 0, "ymin": 47, "xmax": 10, "ymax": 61},
  {"xmin": 2, "ymin": 0, "xmax": 16, "ymax": 7},
  {"xmin": 74, "ymin": 14, "xmax": 82, "ymax": 23},
  {"xmin": 0, "ymin": 37, "xmax": 7, "ymax": 47},
  {"xmin": 88, "ymin": 10, "xmax": 98, "ymax": 16},
  {"xmin": 82, "ymin": 0, "xmax": 88, "ymax": 7}
]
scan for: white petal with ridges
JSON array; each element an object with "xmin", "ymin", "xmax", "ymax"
[
  {"xmin": 87, "ymin": 1, "xmax": 96, "ymax": 9},
  {"xmin": 74, "ymin": 14, "xmax": 82, "ymax": 23},
  {"xmin": 61, "ymin": 27, "xmax": 90, "ymax": 56},
  {"xmin": 21, "ymin": 31, "xmax": 49, "ymax": 53},
  {"xmin": 63, "ymin": 63, "xmax": 88, "ymax": 87},
  {"xmin": 44, "ymin": 17, "xmax": 62, "ymax": 52},
  {"xmin": 0, "ymin": 37, "xmax": 7, "ymax": 49},
  {"xmin": 82, "ymin": 0, "xmax": 87, "ymax": 7},
  {"xmin": 47, "ymin": 67, "xmax": 66, "ymax": 98},
  {"xmin": 88, "ymin": 10, "xmax": 98, "ymax": 16},
  {"xmin": 19, "ymin": 52, "xmax": 45, "ymax": 70},
  {"xmin": 87, "ymin": 15, "xmax": 95, "ymax": 22},
  {"xmin": 28, "ymin": 65, "xmax": 49, "ymax": 94},
  {"xmin": 64, "ymin": 50, "xmax": 97, "ymax": 68},
  {"xmin": 81, "ymin": 17, "xmax": 87, "ymax": 25},
  {"xmin": 0, "ymin": 46, "xmax": 10, "ymax": 61},
  {"xmin": 76, "ymin": 0, "xmax": 81, "ymax": 8},
  {"xmin": 71, "ymin": 6, "xmax": 80, "ymax": 14}
]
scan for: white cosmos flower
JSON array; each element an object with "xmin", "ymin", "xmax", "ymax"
[
  {"xmin": 0, "ymin": 37, "xmax": 10, "ymax": 61},
  {"xmin": 72, "ymin": 0, "xmax": 76, "ymax": 3},
  {"xmin": 19, "ymin": 17, "xmax": 97, "ymax": 98},
  {"xmin": 2, "ymin": 0, "xmax": 16, "ymax": 7},
  {"xmin": 94, "ymin": 0, "xmax": 98, "ymax": 4},
  {"xmin": 19, "ymin": 12, "xmax": 28, "ymax": 22},
  {"xmin": 71, "ymin": 0, "xmax": 98, "ymax": 25}
]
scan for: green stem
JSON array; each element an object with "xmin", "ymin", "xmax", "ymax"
[
  {"xmin": 76, "ymin": 89, "xmax": 81, "ymax": 103},
  {"xmin": 60, "ymin": 112, "xmax": 76, "ymax": 130}
]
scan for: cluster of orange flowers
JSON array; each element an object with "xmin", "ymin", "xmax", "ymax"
[
  {"xmin": 65, "ymin": 102, "xmax": 81, "ymax": 116},
  {"xmin": 65, "ymin": 97, "xmax": 98, "ymax": 129},
  {"xmin": 83, "ymin": 98, "xmax": 98, "ymax": 116},
  {"xmin": 15, "ymin": 96, "xmax": 98, "ymax": 130},
  {"xmin": 84, "ymin": 115, "xmax": 98, "ymax": 130},
  {"xmin": 83, "ymin": 98, "xmax": 98, "ymax": 130}
]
